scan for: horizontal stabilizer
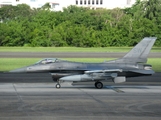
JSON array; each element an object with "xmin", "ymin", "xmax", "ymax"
[{"xmin": 130, "ymin": 69, "xmax": 155, "ymax": 75}]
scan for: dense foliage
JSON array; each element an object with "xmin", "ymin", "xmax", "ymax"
[{"xmin": 0, "ymin": 0, "xmax": 161, "ymax": 47}]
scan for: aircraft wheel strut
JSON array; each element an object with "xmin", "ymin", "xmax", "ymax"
[
  {"xmin": 56, "ymin": 84, "xmax": 61, "ymax": 89},
  {"xmin": 95, "ymin": 82, "xmax": 103, "ymax": 89}
]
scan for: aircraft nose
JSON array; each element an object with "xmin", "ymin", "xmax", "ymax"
[{"xmin": 9, "ymin": 67, "xmax": 27, "ymax": 73}]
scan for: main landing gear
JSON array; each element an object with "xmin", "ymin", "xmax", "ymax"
[
  {"xmin": 56, "ymin": 83, "xmax": 61, "ymax": 89},
  {"xmin": 56, "ymin": 80, "xmax": 61, "ymax": 89},
  {"xmin": 95, "ymin": 81, "xmax": 103, "ymax": 89},
  {"xmin": 55, "ymin": 80, "xmax": 104, "ymax": 89}
]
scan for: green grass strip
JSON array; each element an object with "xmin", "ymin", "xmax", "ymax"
[{"xmin": 0, "ymin": 58, "xmax": 160, "ymax": 72}]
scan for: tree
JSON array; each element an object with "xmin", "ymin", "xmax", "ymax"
[
  {"xmin": 0, "ymin": 4, "xmax": 161, "ymax": 47},
  {"xmin": 0, "ymin": 4, "xmax": 33, "ymax": 21},
  {"xmin": 141, "ymin": 0, "xmax": 161, "ymax": 20},
  {"xmin": 41, "ymin": 3, "xmax": 51, "ymax": 10}
]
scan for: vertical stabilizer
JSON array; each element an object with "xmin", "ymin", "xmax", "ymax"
[{"xmin": 108, "ymin": 37, "xmax": 157, "ymax": 63}]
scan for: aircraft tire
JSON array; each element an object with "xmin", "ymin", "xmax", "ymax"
[
  {"xmin": 56, "ymin": 84, "xmax": 61, "ymax": 89},
  {"xmin": 95, "ymin": 82, "xmax": 103, "ymax": 89}
]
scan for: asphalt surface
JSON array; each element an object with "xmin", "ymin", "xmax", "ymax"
[
  {"xmin": 0, "ymin": 52, "xmax": 161, "ymax": 58},
  {"xmin": 0, "ymin": 73, "xmax": 161, "ymax": 120},
  {"xmin": 0, "ymin": 83, "xmax": 161, "ymax": 120}
]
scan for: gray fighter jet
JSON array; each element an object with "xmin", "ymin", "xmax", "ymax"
[{"xmin": 10, "ymin": 37, "xmax": 157, "ymax": 89}]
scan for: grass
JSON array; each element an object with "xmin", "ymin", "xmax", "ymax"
[
  {"xmin": 0, "ymin": 58, "xmax": 160, "ymax": 72},
  {"xmin": 0, "ymin": 47, "xmax": 160, "ymax": 52}
]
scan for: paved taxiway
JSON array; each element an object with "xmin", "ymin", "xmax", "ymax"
[
  {"xmin": 0, "ymin": 73, "xmax": 161, "ymax": 120},
  {"xmin": 0, "ymin": 83, "xmax": 161, "ymax": 120},
  {"xmin": 0, "ymin": 52, "xmax": 161, "ymax": 58}
]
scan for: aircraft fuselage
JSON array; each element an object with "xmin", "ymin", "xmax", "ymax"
[{"xmin": 21, "ymin": 61, "xmax": 153, "ymax": 81}]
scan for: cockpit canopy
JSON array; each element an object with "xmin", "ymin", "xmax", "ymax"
[{"xmin": 35, "ymin": 58, "xmax": 59, "ymax": 64}]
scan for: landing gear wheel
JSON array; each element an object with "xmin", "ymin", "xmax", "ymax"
[
  {"xmin": 95, "ymin": 82, "xmax": 103, "ymax": 89},
  {"xmin": 56, "ymin": 84, "xmax": 61, "ymax": 89}
]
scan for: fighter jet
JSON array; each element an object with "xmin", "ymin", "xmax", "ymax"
[{"xmin": 10, "ymin": 37, "xmax": 157, "ymax": 89}]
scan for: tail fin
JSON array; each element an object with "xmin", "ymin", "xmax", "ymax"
[{"xmin": 108, "ymin": 37, "xmax": 157, "ymax": 63}]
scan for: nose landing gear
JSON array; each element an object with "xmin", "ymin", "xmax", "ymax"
[{"xmin": 95, "ymin": 81, "xmax": 103, "ymax": 89}]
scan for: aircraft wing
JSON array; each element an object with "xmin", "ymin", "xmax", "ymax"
[{"xmin": 85, "ymin": 69, "xmax": 122, "ymax": 74}]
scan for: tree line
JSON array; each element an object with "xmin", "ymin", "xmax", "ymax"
[{"xmin": 0, "ymin": 0, "xmax": 161, "ymax": 47}]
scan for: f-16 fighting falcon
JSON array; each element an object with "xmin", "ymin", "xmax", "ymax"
[{"xmin": 10, "ymin": 37, "xmax": 157, "ymax": 89}]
